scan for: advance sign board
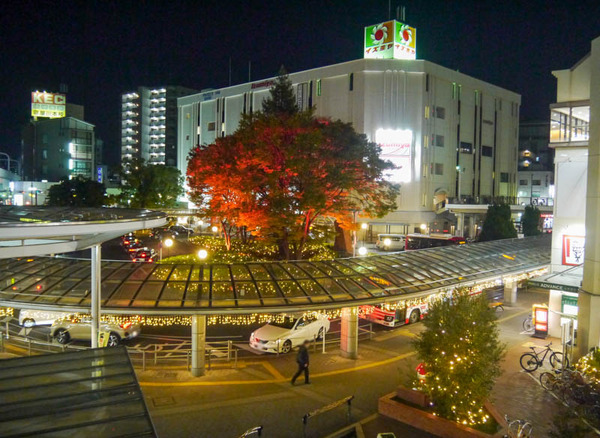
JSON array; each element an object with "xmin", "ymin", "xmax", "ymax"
[
  {"xmin": 364, "ymin": 20, "xmax": 416, "ymax": 60},
  {"xmin": 31, "ymin": 91, "xmax": 66, "ymax": 118}
]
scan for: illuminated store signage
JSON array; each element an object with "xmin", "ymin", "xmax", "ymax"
[
  {"xmin": 364, "ymin": 20, "xmax": 416, "ymax": 60},
  {"xmin": 562, "ymin": 235, "xmax": 585, "ymax": 266},
  {"xmin": 376, "ymin": 128, "xmax": 412, "ymax": 183},
  {"xmin": 31, "ymin": 91, "xmax": 66, "ymax": 118}
]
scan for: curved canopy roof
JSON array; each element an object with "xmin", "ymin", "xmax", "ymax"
[
  {"xmin": 0, "ymin": 207, "xmax": 166, "ymax": 258},
  {"xmin": 0, "ymin": 236, "xmax": 551, "ymax": 315}
]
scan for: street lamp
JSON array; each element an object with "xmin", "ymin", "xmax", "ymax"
[
  {"xmin": 160, "ymin": 238, "xmax": 174, "ymax": 261},
  {"xmin": 420, "ymin": 223, "xmax": 427, "ymax": 234},
  {"xmin": 197, "ymin": 249, "xmax": 208, "ymax": 260},
  {"xmin": 358, "ymin": 246, "xmax": 368, "ymax": 256},
  {"xmin": 211, "ymin": 225, "xmax": 219, "ymax": 233},
  {"xmin": 361, "ymin": 222, "xmax": 368, "ymax": 246}
]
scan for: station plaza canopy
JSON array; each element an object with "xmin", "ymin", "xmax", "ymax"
[{"xmin": 0, "ymin": 233, "xmax": 551, "ymax": 316}]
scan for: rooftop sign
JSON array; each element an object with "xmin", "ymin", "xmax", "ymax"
[
  {"xmin": 364, "ymin": 20, "xmax": 416, "ymax": 60},
  {"xmin": 31, "ymin": 91, "xmax": 66, "ymax": 119}
]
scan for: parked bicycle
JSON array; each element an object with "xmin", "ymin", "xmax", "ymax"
[
  {"xmin": 539, "ymin": 368, "xmax": 582, "ymax": 398},
  {"xmin": 504, "ymin": 415, "xmax": 533, "ymax": 438},
  {"xmin": 520, "ymin": 342, "xmax": 569, "ymax": 372},
  {"xmin": 522, "ymin": 314, "xmax": 534, "ymax": 332}
]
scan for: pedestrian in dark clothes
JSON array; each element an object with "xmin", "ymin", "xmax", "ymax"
[{"xmin": 291, "ymin": 340, "xmax": 310, "ymax": 385}]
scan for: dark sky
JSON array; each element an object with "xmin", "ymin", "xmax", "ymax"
[{"xmin": 1, "ymin": 0, "xmax": 598, "ymax": 167}]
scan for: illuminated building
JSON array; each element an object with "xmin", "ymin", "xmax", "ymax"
[
  {"xmin": 120, "ymin": 86, "xmax": 197, "ymax": 172},
  {"xmin": 21, "ymin": 101, "xmax": 97, "ymax": 181},
  {"xmin": 178, "ymin": 20, "xmax": 521, "ymax": 236},
  {"xmin": 529, "ymin": 35, "xmax": 600, "ymax": 356}
]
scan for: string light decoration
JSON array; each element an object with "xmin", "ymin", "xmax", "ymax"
[
  {"xmin": 0, "ymin": 307, "xmax": 14, "ymax": 318},
  {"xmin": 413, "ymin": 288, "xmax": 504, "ymax": 427},
  {"xmin": 577, "ymin": 349, "xmax": 600, "ymax": 387}
]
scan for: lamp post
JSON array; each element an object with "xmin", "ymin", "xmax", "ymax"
[
  {"xmin": 160, "ymin": 237, "xmax": 173, "ymax": 262},
  {"xmin": 197, "ymin": 249, "xmax": 208, "ymax": 260},
  {"xmin": 361, "ymin": 222, "xmax": 368, "ymax": 246}
]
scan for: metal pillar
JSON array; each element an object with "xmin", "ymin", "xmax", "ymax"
[
  {"xmin": 503, "ymin": 278, "xmax": 517, "ymax": 306},
  {"xmin": 191, "ymin": 314, "xmax": 207, "ymax": 377},
  {"xmin": 91, "ymin": 244, "xmax": 102, "ymax": 348},
  {"xmin": 340, "ymin": 307, "xmax": 358, "ymax": 359}
]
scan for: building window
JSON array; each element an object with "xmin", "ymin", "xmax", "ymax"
[
  {"xmin": 459, "ymin": 142, "xmax": 472, "ymax": 153},
  {"xmin": 500, "ymin": 172, "xmax": 509, "ymax": 183},
  {"xmin": 207, "ymin": 122, "xmax": 216, "ymax": 131},
  {"xmin": 435, "ymin": 135, "xmax": 444, "ymax": 147},
  {"xmin": 482, "ymin": 145, "xmax": 493, "ymax": 157},
  {"xmin": 435, "ymin": 107, "xmax": 445, "ymax": 119},
  {"xmin": 42, "ymin": 149, "xmax": 48, "ymax": 159},
  {"xmin": 434, "ymin": 163, "xmax": 444, "ymax": 175},
  {"xmin": 349, "ymin": 73, "xmax": 354, "ymax": 91},
  {"xmin": 317, "ymin": 79, "xmax": 321, "ymax": 96},
  {"xmin": 532, "ymin": 179, "xmax": 541, "ymax": 186},
  {"xmin": 519, "ymin": 180, "xmax": 528, "ymax": 186}
]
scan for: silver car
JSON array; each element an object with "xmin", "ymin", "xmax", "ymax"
[{"xmin": 50, "ymin": 316, "xmax": 141, "ymax": 347}]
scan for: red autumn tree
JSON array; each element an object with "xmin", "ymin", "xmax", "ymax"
[{"xmin": 187, "ymin": 73, "xmax": 398, "ymax": 259}]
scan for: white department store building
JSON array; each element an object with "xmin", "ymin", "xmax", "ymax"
[{"xmin": 178, "ymin": 21, "xmax": 520, "ymax": 236}]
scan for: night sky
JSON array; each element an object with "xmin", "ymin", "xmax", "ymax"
[{"xmin": 1, "ymin": 0, "xmax": 598, "ymax": 167}]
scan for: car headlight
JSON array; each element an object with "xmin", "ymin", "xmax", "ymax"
[{"xmin": 383, "ymin": 238, "xmax": 392, "ymax": 246}]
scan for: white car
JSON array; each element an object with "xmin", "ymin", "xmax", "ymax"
[
  {"xmin": 19, "ymin": 309, "xmax": 70, "ymax": 328},
  {"xmin": 50, "ymin": 316, "xmax": 141, "ymax": 347},
  {"xmin": 249, "ymin": 314, "xmax": 331, "ymax": 354},
  {"xmin": 375, "ymin": 234, "xmax": 406, "ymax": 251}
]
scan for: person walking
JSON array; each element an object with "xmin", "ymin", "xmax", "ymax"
[{"xmin": 291, "ymin": 340, "xmax": 310, "ymax": 385}]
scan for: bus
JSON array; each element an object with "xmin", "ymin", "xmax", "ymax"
[
  {"xmin": 360, "ymin": 285, "xmax": 503, "ymax": 327},
  {"xmin": 405, "ymin": 233, "xmax": 466, "ymax": 250}
]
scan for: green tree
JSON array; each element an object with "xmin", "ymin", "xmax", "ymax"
[
  {"xmin": 47, "ymin": 176, "xmax": 106, "ymax": 207},
  {"xmin": 187, "ymin": 73, "xmax": 399, "ymax": 260},
  {"xmin": 478, "ymin": 203, "xmax": 517, "ymax": 241},
  {"xmin": 413, "ymin": 290, "xmax": 505, "ymax": 426},
  {"xmin": 521, "ymin": 205, "xmax": 541, "ymax": 236},
  {"xmin": 261, "ymin": 67, "xmax": 298, "ymax": 116},
  {"xmin": 119, "ymin": 159, "xmax": 183, "ymax": 208}
]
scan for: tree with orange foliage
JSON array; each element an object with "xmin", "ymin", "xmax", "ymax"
[{"xmin": 187, "ymin": 73, "xmax": 398, "ymax": 259}]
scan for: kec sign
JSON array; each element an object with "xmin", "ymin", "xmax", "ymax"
[{"xmin": 31, "ymin": 91, "xmax": 66, "ymax": 119}]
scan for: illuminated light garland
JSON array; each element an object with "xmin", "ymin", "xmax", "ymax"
[
  {"xmin": 52, "ymin": 309, "xmax": 344, "ymax": 328},
  {"xmin": 0, "ymin": 307, "xmax": 14, "ymax": 317}
]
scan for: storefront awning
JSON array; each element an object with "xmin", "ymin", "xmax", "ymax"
[{"xmin": 528, "ymin": 265, "xmax": 583, "ymax": 293}]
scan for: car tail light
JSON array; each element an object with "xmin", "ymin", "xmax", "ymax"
[
  {"xmin": 120, "ymin": 322, "xmax": 132, "ymax": 329},
  {"xmin": 148, "ymin": 258, "xmax": 153, "ymax": 263}
]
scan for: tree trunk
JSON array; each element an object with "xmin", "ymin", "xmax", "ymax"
[
  {"xmin": 221, "ymin": 222, "xmax": 232, "ymax": 251},
  {"xmin": 277, "ymin": 230, "xmax": 290, "ymax": 260}
]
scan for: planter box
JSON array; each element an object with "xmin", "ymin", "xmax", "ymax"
[{"xmin": 378, "ymin": 387, "xmax": 507, "ymax": 438}]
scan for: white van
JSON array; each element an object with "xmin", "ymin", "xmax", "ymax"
[
  {"xmin": 19, "ymin": 309, "xmax": 70, "ymax": 328},
  {"xmin": 375, "ymin": 234, "xmax": 406, "ymax": 251}
]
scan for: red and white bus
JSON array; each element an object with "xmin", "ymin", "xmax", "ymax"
[
  {"xmin": 360, "ymin": 285, "xmax": 503, "ymax": 327},
  {"xmin": 405, "ymin": 233, "xmax": 466, "ymax": 250}
]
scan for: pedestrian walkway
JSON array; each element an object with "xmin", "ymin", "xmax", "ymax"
[{"xmin": 139, "ymin": 288, "xmax": 580, "ymax": 437}]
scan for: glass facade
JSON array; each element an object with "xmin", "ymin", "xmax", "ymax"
[{"xmin": 550, "ymin": 104, "xmax": 590, "ymax": 144}]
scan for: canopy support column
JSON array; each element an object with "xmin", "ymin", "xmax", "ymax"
[
  {"xmin": 503, "ymin": 277, "xmax": 517, "ymax": 306},
  {"xmin": 91, "ymin": 244, "xmax": 101, "ymax": 348},
  {"xmin": 191, "ymin": 314, "xmax": 207, "ymax": 377},
  {"xmin": 340, "ymin": 307, "xmax": 358, "ymax": 359}
]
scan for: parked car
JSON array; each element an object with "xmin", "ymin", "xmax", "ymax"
[
  {"xmin": 249, "ymin": 314, "xmax": 330, "ymax": 354},
  {"xmin": 51, "ymin": 316, "xmax": 141, "ymax": 347},
  {"xmin": 19, "ymin": 309, "xmax": 70, "ymax": 327},
  {"xmin": 130, "ymin": 247, "xmax": 156, "ymax": 263},
  {"xmin": 151, "ymin": 227, "xmax": 178, "ymax": 239},
  {"xmin": 375, "ymin": 234, "xmax": 406, "ymax": 251},
  {"xmin": 170, "ymin": 225, "xmax": 194, "ymax": 236}
]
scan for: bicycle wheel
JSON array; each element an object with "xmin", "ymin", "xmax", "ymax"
[
  {"xmin": 540, "ymin": 372, "xmax": 557, "ymax": 391},
  {"xmin": 523, "ymin": 317, "xmax": 534, "ymax": 332},
  {"xmin": 549, "ymin": 352, "xmax": 570, "ymax": 369},
  {"xmin": 519, "ymin": 422, "xmax": 533, "ymax": 438},
  {"xmin": 520, "ymin": 353, "xmax": 539, "ymax": 372}
]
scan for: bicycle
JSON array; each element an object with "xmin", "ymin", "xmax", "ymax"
[
  {"xmin": 520, "ymin": 342, "xmax": 569, "ymax": 372},
  {"xmin": 504, "ymin": 415, "xmax": 533, "ymax": 438},
  {"xmin": 539, "ymin": 368, "xmax": 582, "ymax": 400},
  {"xmin": 522, "ymin": 314, "xmax": 534, "ymax": 332}
]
